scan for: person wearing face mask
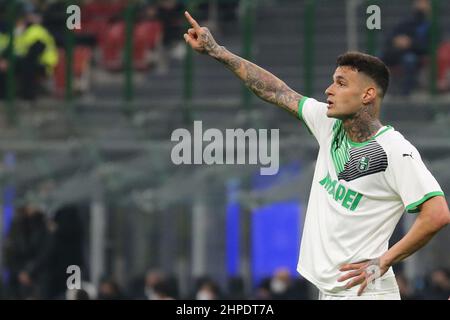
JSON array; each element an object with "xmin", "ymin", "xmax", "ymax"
[
  {"xmin": 381, "ymin": 0, "xmax": 434, "ymax": 96},
  {"xmin": 194, "ymin": 277, "xmax": 221, "ymax": 300},
  {"xmin": 270, "ymin": 269, "xmax": 292, "ymax": 299}
]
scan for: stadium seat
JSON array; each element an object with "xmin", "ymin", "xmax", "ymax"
[
  {"xmin": 133, "ymin": 21, "xmax": 163, "ymax": 71},
  {"xmin": 99, "ymin": 22, "xmax": 126, "ymax": 71},
  {"xmin": 437, "ymin": 42, "xmax": 450, "ymax": 92},
  {"xmin": 75, "ymin": 19, "xmax": 109, "ymax": 45},
  {"xmin": 54, "ymin": 46, "xmax": 93, "ymax": 98},
  {"xmin": 77, "ymin": 1, "xmax": 127, "ymax": 47}
]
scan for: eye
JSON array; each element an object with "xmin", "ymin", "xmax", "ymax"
[{"xmin": 337, "ymin": 81, "xmax": 345, "ymax": 87}]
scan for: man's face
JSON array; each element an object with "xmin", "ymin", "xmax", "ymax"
[
  {"xmin": 414, "ymin": 0, "xmax": 431, "ymax": 15},
  {"xmin": 325, "ymin": 66, "xmax": 371, "ymax": 119}
]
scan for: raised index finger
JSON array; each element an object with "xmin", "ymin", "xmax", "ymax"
[{"xmin": 185, "ymin": 11, "xmax": 201, "ymax": 31}]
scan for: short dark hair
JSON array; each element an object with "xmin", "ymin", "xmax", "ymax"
[{"xmin": 336, "ymin": 51, "xmax": 390, "ymax": 97}]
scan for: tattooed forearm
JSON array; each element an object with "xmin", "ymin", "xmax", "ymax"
[
  {"xmin": 185, "ymin": 16, "xmax": 302, "ymax": 116},
  {"xmin": 223, "ymin": 54, "xmax": 241, "ymax": 72},
  {"xmin": 200, "ymin": 29, "xmax": 222, "ymax": 56},
  {"xmin": 212, "ymin": 48, "xmax": 302, "ymax": 116}
]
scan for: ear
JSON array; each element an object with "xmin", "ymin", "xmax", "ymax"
[{"xmin": 362, "ymin": 87, "xmax": 377, "ymax": 105}]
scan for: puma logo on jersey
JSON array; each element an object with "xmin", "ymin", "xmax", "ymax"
[{"xmin": 402, "ymin": 152, "xmax": 413, "ymax": 159}]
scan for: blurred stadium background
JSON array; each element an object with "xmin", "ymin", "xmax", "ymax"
[{"xmin": 0, "ymin": 0, "xmax": 449, "ymax": 300}]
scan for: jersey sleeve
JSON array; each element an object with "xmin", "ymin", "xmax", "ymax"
[
  {"xmin": 297, "ymin": 96, "xmax": 335, "ymax": 143},
  {"xmin": 385, "ymin": 142, "xmax": 444, "ymax": 213}
]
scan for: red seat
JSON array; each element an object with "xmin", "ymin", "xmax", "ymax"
[
  {"xmin": 81, "ymin": 1, "xmax": 127, "ymax": 20},
  {"xmin": 54, "ymin": 46, "xmax": 93, "ymax": 98},
  {"xmin": 74, "ymin": 47, "xmax": 93, "ymax": 77},
  {"xmin": 99, "ymin": 22, "xmax": 126, "ymax": 71},
  {"xmin": 437, "ymin": 42, "xmax": 450, "ymax": 90},
  {"xmin": 133, "ymin": 21, "xmax": 162, "ymax": 71},
  {"xmin": 54, "ymin": 48, "xmax": 66, "ymax": 97},
  {"xmin": 75, "ymin": 19, "xmax": 109, "ymax": 45},
  {"xmin": 78, "ymin": 1, "xmax": 127, "ymax": 45}
]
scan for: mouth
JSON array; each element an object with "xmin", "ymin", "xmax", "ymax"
[{"xmin": 327, "ymin": 100, "xmax": 334, "ymax": 109}]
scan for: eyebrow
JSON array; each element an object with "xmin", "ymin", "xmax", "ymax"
[{"xmin": 333, "ymin": 75, "xmax": 347, "ymax": 82}]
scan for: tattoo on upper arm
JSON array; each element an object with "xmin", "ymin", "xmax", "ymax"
[
  {"xmin": 217, "ymin": 51, "xmax": 302, "ymax": 116},
  {"xmin": 243, "ymin": 63, "xmax": 301, "ymax": 116},
  {"xmin": 246, "ymin": 66, "xmax": 266, "ymax": 93},
  {"xmin": 275, "ymin": 89, "xmax": 303, "ymax": 116}
]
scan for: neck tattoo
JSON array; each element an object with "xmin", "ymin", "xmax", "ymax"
[{"xmin": 342, "ymin": 105, "xmax": 382, "ymax": 143}]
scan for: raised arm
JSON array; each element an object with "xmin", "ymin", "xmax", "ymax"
[{"xmin": 183, "ymin": 11, "xmax": 302, "ymax": 117}]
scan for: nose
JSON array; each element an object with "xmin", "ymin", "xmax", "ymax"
[{"xmin": 325, "ymin": 83, "xmax": 334, "ymax": 97}]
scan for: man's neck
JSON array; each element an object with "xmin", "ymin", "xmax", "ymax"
[{"xmin": 342, "ymin": 105, "xmax": 383, "ymax": 143}]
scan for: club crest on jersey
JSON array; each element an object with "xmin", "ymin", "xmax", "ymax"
[{"xmin": 357, "ymin": 156, "xmax": 370, "ymax": 172}]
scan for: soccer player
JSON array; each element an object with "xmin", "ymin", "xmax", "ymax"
[{"xmin": 183, "ymin": 11, "xmax": 450, "ymax": 300}]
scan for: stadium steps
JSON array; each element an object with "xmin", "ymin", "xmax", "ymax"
[
  {"xmin": 2, "ymin": 1, "xmax": 449, "ymax": 141},
  {"xmin": 85, "ymin": 0, "xmax": 450, "ymax": 105}
]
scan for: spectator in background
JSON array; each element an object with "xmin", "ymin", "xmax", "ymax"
[
  {"xmin": 253, "ymin": 277, "xmax": 273, "ymax": 300},
  {"xmin": 98, "ymin": 278, "xmax": 126, "ymax": 300},
  {"xmin": 0, "ymin": 23, "xmax": 8, "ymax": 100},
  {"xmin": 46, "ymin": 204, "xmax": 85, "ymax": 299},
  {"xmin": 395, "ymin": 271, "xmax": 419, "ymax": 300},
  {"xmin": 66, "ymin": 289, "xmax": 91, "ymax": 300},
  {"xmin": 41, "ymin": 0, "xmax": 71, "ymax": 48},
  {"xmin": 65, "ymin": 281, "xmax": 97, "ymax": 300},
  {"xmin": 189, "ymin": 276, "xmax": 223, "ymax": 300},
  {"xmin": 17, "ymin": 7, "xmax": 58, "ymax": 100},
  {"xmin": 149, "ymin": 0, "xmax": 185, "ymax": 74},
  {"xmin": 3, "ymin": 205, "xmax": 50, "ymax": 299},
  {"xmin": 253, "ymin": 271, "xmax": 312, "ymax": 300},
  {"xmin": 137, "ymin": 269, "xmax": 178, "ymax": 300},
  {"xmin": 195, "ymin": 277, "xmax": 221, "ymax": 300},
  {"xmin": 143, "ymin": 269, "xmax": 165, "ymax": 300},
  {"xmin": 269, "ymin": 267, "xmax": 311, "ymax": 300},
  {"xmin": 152, "ymin": 278, "xmax": 175, "ymax": 300},
  {"xmin": 421, "ymin": 268, "xmax": 450, "ymax": 300},
  {"xmin": 18, "ymin": 204, "xmax": 85, "ymax": 299},
  {"xmin": 0, "ymin": 2, "xmax": 11, "ymax": 100},
  {"xmin": 269, "ymin": 268, "xmax": 292, "ymax": 299},
  {"xmin": 381, "ymin": 0, "xmax": 432, "ymax": 96},
  {"xmin": 0, "ymin": 5, "xmax": 58, "ymax": 100},
  {"xmin": 157, "ymin": 0, "xmax": 185, "ymax": 58}
]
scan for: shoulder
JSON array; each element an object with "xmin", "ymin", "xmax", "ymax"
[
  {"xmin": 298, "ymin": 97, "xmax": 336, "ymax": 139},
  {"xmin": 302, "ymin": 97, "xmax": 328, "ymax": 109},
  {"xmin": 27, "ymin": 24, "xmax": 52, "ymax": 36},
  {"xmin": 299, "ymin": 97, "xmax": 328, "ymax": 119},
  {"xmin": 376, "ymin": 127, "xmax": 421, "ymax": 161}
]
